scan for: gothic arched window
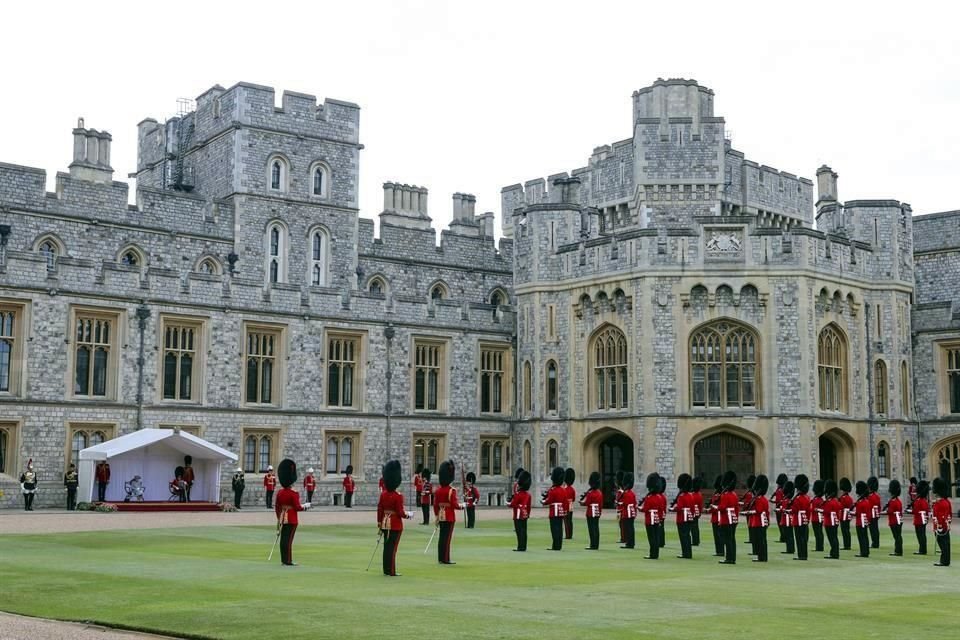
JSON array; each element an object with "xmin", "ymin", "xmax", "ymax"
[
  {"xmin": 690, "ymin": 320, "xmax": 759, "ymax": 409},
  {"xmin": 590, "ymin": 325, "xmax": 628, "ymax": 411},
  {"xmin": 818, "ymin": 323, "xmax": 848, "ymax": 412}
]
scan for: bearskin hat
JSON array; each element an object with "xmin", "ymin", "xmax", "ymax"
[
  {"xmin": 855, "ymin": 480, "xmax": 868, "ymax": 497},
  {"xmin": 550, "ymin": 466, "xmax": 565, "ymax": 487},
  {"xmin": 794, "ymin": 474, "xmax": 810, "ymax": 494},
  {"xmin": 415, "ymin": 463, "xmax": 424, "ymax": 475},
  {"xmin": 175, "ymin": 465, "xmax": 184, "ymax": 478},
  {"xmin": 783, "ymin": 480, "xmax": 795, "ymax": 498},
  {"xmin": 746, "ymin": 474, "xmax": 756, "ymax": 490},
  {"xmin": 722, "ymin": 470, "xmax": 738, "ymax": 492},
  {"xmin": 382, "ymin": 460, "xmax": 402, "ymax": 492},
  {"xmin": 824, "ymin": 479, "xmax": 838, "ymax": 498},
  {"xmin": 691, "ymin": 476, "xmax": 703, "ymax": 492},
  {"xmin": 888, "ymin": 479, "xmax": 901, "ymax": 497},
  {"xmin": 753, "ymin": 474, "xmax": 769, "ymax": 496},
  {"xmin": 867, "ymin": 476, "xmax": 879, "ymax": 493},
  {"xmin": 713, "ymin": 474, "xmax": 723, "ymax": 492},
  {"xmin": 622, "ymin": 472, "xmax": 635, "ymax": 490},
  {"xmin": 421, "ymin": 468, "xmax": 431, "ymax": 481},
  {"xmin": 658, "ymin": 475, "xmax": 667, "ymax": 493},
  {"xmin": 677, "ymin": 473, "xmax": 692, "ymax": 492},
  {"xmin": 514, "ymin": 467, "xmax": 525, "ymax": 480},
  {"xmin": 917, "ymin": 480, "xmax": 930, "ymax": 498},
  {"xmin": 345, "ymin": 464, "xmax": 353, "ymax": 475},
  {"xmin": 564, "ymin": 467, "xmax": 576, "ymax": 486},
  {"xmin": 518, "ymin": 470, "xmax": 532, "ymax": 492},
  {"xmin": 278, "ymin": 458, "xmax": 297, "ymax": 488},
  {"xmin": 776, "ymin": 473, "xmax": 788, "ymax": 487},
  {"xmin": 439, "ymin": 460, "xmax": 455, "ymax": 487},
  {"xmin": 184, "ymin": 455, "xmax": 192, "ymax": 466},
  {"xmin": 932, "ymin": 477, "xmax": 949, "ymax": 498},
  {"xmin": 910, "ymin": 476, "xmax": 918, "ymax": 485},
  {"xmin": 615, "ymin": 470, "xmax": 625, "ymax": 488},
  {"xmin": 466, "ymin": 471, "xmax": 476, "ymax": 484},
  {"xmin": 588, "ymin": 471, "xmax": 601, "ymax": 490},
  {"xmin": 646, "ymin": 472, "xmax": 661, "ymax": 493},
  {"xmin": 839, "ymin": 477, "xmax": 852, "ymax": 493},
  {"xmin": 813, "ymin": 479, "xmax": 825, "ymax": 497}
]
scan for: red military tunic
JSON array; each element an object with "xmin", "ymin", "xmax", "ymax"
[
  {"xmin": 620, "ymin": 489, "xmax": 637, "ymax": 520},
  {"xmin": 543, "ymin": 486, "xmax": 568, "ymax": 518},
  {"xmin": 303, "ymin": 474, "xmax": 316, "ymax": 493},
  {"xmin": 740, "ymin": 490, "xmax": 754, "ymax": 512},
  {"xmin": 748, "ymin": 495, "xmax": 770, "ymax": 528},
  {"xmin": 773, "ymin": 486, "xmax": 785, "ymax": 525},
  {"xmin": 377, "ymin": 490, "xmax": 406, "ymax": 531},
  {"xmin": 792, "ymin": 493, "xmax": 811, "ymax": 526},
  {"xmin": 692, "ymin": 489, "xmax": 703, "ymax": 520},
  {"xmin": 908, "ymin": 482, "xmax": 918, "ymax": 505},
  {"xmin": 718, "ymin": 490, "xmax": 739, "ymax": 526},
  {"xmin": 434, "ymin": 485, "xmax": 460, "ymax": 522},
  {"xmin": 580, "ymin": 488, "xmax": 603, "ymax": 518},
  {"xmin": 510, "ymin": 490, "xmax": 531, "ymax": 520},
  {"xmin": 674, "ymin": 491, "xmax": 694, "ymax": 525},
  {"xmin": 414, "ymin": 475, "xmax": 424, "ymax": 502},
  {"xmin": 811, "ymin": 495, "xmax": 825, "ymax": 526},
  {"xmin": 855, "ymin": 497, "xmax": 872, "ymax": 529},
  {"xmin": 263, "ymin": 472, "xmax": 277, "ymax": 491},
  {"xmin": 840, "ymin": 492, "xmax": 855, "ymax": 522},
  {"xmin": 275, "ymin": 487, "xmax": 305, "ymax": 525},
  {"xmin": 933, "ymin": 497, "xmax": 952, "ymax": 535},
  {"xmin": 709, "ymin": 491, "xmax": 722, "ymax": 525},
  {"xmin": 913, "ymin": 496, "xmax": 930, "ymax": 527},
  {"xmin": 641, "ymin": 493, "xmax": 662, "ymax": 526},
  {"xmin": 342, "ymin": 474, "xmax": 355, "ymax": 493},
  {"xmin": 420, "ymin": 480, "xmax": 432, "ymax": 506},
  {"xmin": 822, "ymin": 496, "xmax": 842, "ymax": 528},
  {"xmin": 869, "ymin": 491, "xmax": 882, "ymax": 521},
  {"xmin": 95, "ymin": 463, "xmax": 111, "ymax": 484},
  {"xmin": 615, "ymin": 488, "xmax": 625, "ymax": 520},
  {"xmin": 465, "ymin": 486, "xmax": 480, "ymax": 508},
  {"xmin": 886, "ymin": 496, "xmax": 903, "ymax": 526},
  {"xmin": 564, "ymin": 484, "xmax": 576, "ymax": 515}
]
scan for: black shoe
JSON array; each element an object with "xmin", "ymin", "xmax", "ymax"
[
  {"xmin": 793, "ymin": 558, "xmax": 807, "ymax": 561},
  {"xmin": 440, "ymin": 561, "xmax": 456, "ymax": 565},
  {"xmin": 620, "ymin": 545, "xmax": 634, "ymax": 549},
  {"xmin": 643, "ymin": 556, "xmax": 658, "ymax": 560},
  {"xmin": 388, "ymin": 573, "xmax": 402, "ymax": 576},
  {"xmin": 889, "ymin": 553, "xmax": 902, "ymax": 557},
  {"xmin": 752, "ymin": 559, "xmax": 766, "ymax": 562},
  {"xmin": 712, "ymin": 553, "xmax": 724, "ymax": 557},
  {"xmin": 718, "ymin": 561, "xmax": 736, "ymax": 564},
  {"xmin": 934, "ymin": 563, "xmax": 949, "ymax": 567},
  {"xmin": 585, "ymin": 547, "xmax": 597, "ymax": 550},
  {"xmin": 913, "ymin": 552, "xmax": 927, "ymax": 555},
  {"xmin": 842, "ymin": 547, "xmax": 851, "ymax": 551},
  {"xmin": 780, "ymin": 551, "xmax": 793, "ymax": 554},
  {"xmin": 824, "ymin": 556, "xmax": 839, "ymax": 560},
  {"xmin": 282, "ymin": 562, "xmax": 298, "ymax": 566},
  {"xmin": 855, "ymin": 554, "xmax": 869, "ymax": 558}
]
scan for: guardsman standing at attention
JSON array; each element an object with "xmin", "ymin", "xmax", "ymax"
[
  {"xmin": 20, "ymin": 459, "xmax": 38, "ymax": 511},
  {"xmin": 543, "ymin": 466, "xmax": 568, "ymax": 551},
  {"xmin": 580, "ymin": 471, "xmax": 603, "ymax": 550},
  {"xmin": 95, "ymin": 460, "xmax": 110, "ymax": 502},
  {"xmin": 64, "ymin": 463, "xmax": 79, "ymax": 511},
  {"xmin": 744, "ymin": 474, "xmax": 770, "ymax": 562},
  {"xmin": 563, "ymin": 468, "xmax": 577, "ymax": 540},
  {"xmin": 740, "ymin": 475, "xmax": 755, "ymax": 551},
  {"xmin": 303, "ymin": 467, "xmax": 316, "ymax": 504},
  {"xmin": 377, "ymin": 460, "xmax": 413, "ymax": 576},
  {"xmin": 510, "ymin": 470, "xmax": 532, "ymax": 551},
  {"xmin": 263, "ymin": 465, "xmax": 277, "ymax": 508},
  {"xmin": 614, "ymin": 470, "xmax": 625, "ymax": 544},
  {"xmin": 657, "ymin": 475, "xmax": 668, "ymax": 549},
  {"xmin": 182, "ymin": 455, "xmax": 195, "ymax": 502},
  {"xmin": 867, "ymin": 476, "xmax": 882, "ymax": 549},
  {"xmin": 854, "ymin": 480, "xmax": 872, "ymax": 558},
  {"xmin": 810, "ymin": 480, "xmax": 826, "ymax": 553},
  {"xmin": 619, "ymin": 472, "xmax": 637, "ymax": 550},
  {"xmin": 717, "ymin": 471, "xmax": 740, "ymax": 565},
  {"xmin": 791, "ymin": 474, "xmax": 811, "ymax": 560},
  {"xmin": 343, "ymin": 465, "xmax": 356, "ymax": 508},
  {"xmin": 821, "ymin": 479, "xmax": 842, "ymax": 559},
  {"xmin": 464, "ymin": 472, "xmax": 480, "ymax": 528},
  {"xmin": 414, "ymin": 464, "xmax": 424, "ymax": 509},
  {"xmin": 838, "ymin": 477, "xmax": 855, "ymax": 550},
  {"xmin": 780, "ymin": 481, "xmax": 796, "ymax": 555},
  {"xmin": 885, "ymin": 479, "xmax": 904, "ymax": 556},
  {"xmin": 512, "ymin": 467, "xmax": 524, "ymax": 499},
  {"xmin": 932, "ymin": 477, "xmax": 952, "ymax": 567},
  {"xmin": 710, "ymin": 475, "xmax": 724, "ymax": 557},
  {"xmin": 773, "ymin": 473, "xmax": 788, "ymax": 543},
  {"xmin": 690, "ymin": 476, "xmax": 704, "ymax": 546},
  {"xmin": 232, "ymin": 467, "xmax": 245, "ymax": 509},
  {"xmin": 433, "ymin": 460, "xmax": 462, "ymax": 564},
  {"xmin": 912, "ymin": 480, "xmax": 930, "ymax": 555},
  {"xmin": 908, "ymin": 477, "xmax": 918, "ymax": 510},
  {"xmin": 674, "ymin": 473, "xmax": 694, "ymax": 559},
  {"xmin": 275, "ymin": 458, "xmax": 311, "ymax": 566},
  {"xmin": 419, "ymin": 469, "xmax": 433, "ymax": 525}
]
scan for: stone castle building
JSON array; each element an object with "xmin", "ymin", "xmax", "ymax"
[{"xmin": 1, "ymin": 78, "xmax": 958, "ymax": 508}]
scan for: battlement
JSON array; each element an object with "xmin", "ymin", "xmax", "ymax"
[{"xmin": 632, "ymin": 78, "xmax": 716, "ymax": 123}]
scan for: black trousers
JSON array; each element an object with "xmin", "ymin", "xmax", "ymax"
[
  {"xmin": 564, "ymin": 512, "xmax": 573, "ymax": 539},
  {"xmin": 279, "ymin": 523, "xmax": 298, "ymax": 565},
  {"xmin": 179, "ymin": 487, "xmax": 187, "ymax": 503},
  {"xmin": 185, "ymin": 484, "xmax": 192, "ymax": 502},
  {"xmin": 438, "ymin": 521, "xmax": 454, "ymax": 563},
  {"xmin": 777, "ymin": 522, "xmax": 786, "ymax": 543},
  {"xmin": 752, "ymin": 526, "xmax": 769, "ymax": 561},
  {"xmin": 586, "ymin": 516, "xmax": 600, "ymax": 549},
  {"xmin": 382, "ymin": 529, "xmax": 401, "ymax": 575},
  {"xmin": 721, "ymin": 524, "xmax": 737, "ymax": 563},
  {"xmin": 265, "ymin": 490, "xmax": 274, "ymax": 508},
  {"xmin": 712, "ymin": 522, "xmax": 723, "ymax": 555},
  {"xmin": 856, "ymin": 526, "xmax": 870, "ymax": 557},
  {"xmin": 233, "ymin": 488, "xmax": 243, "ymax": 509},
  {"xmin": 890, "ymin": 523, "xmax": 903, "ymax": 555},
  {"xmin": 677, "ymin": 521, "xmax": 692, "ymax": 558},
  {"xmin": 97, "ymin": 481, "xmax": 107, "ymax": 502},
  {"xmin": 23, "ymin": 493, "xmax": 35, "ymax": 510},
  {"xmin": 936, "ymin": 532, "xmax": 951, "ymax": 566},
  {"xmin": 620, "ymin": 518, "xmax": 635, "ymax": 549},
  {"xmin": 421, "ymin": 504, "xmax": 430, "ymax": 524},
  {"xmin": 645, "ymin": 524, "xmax": 659, "ymax": 558},
  {"xmin": 812, "ymin": 522, "xmax": 824, "ymax": 551},
  {"xmin": 825, "ymin": 525, "xmax": 840, "ymax": 558},
  {"xmin": 869, "ymin": 517, "xmax": 880, "ymax": 548},
  {"xmin": 795, "ymin": 524, "xmax": 809, "ymax": 560},
  {"xmin": 514, "ymin": 518, "xmax": 527, "ymax": 551},
  {"xmin": 840, "ymin": 520, "xmax": 852, "ymax": 549},
  {"xmin": 915, "ymin": 524, "xmax": 927, "ymax": 554},
  {"xmin": 307, "ymin": 490, "xmax": 314, "ymax": 503},
  {"xmin": 549, "ymin": 516, "xmax": 564, "ymax": 550},
  {"xmin": 345, "ymin": 492, "xmax": 353, "ymax": 508},
  {"xmin": 67, "ymin": 487, "xmax": 77, "ymax": 511},
  {"xmin": 691, "ymin": 518, "xmax": 701, "ymax": 546},
  {"xmin": 659, "ymin": 521, "xmax": 666, "ymax": 548},
  {"xmin": 466, "ymin": 506, "xmax": 476, "ymax": 528},
  {"xmin": 783, "ymin": 524, "xmax": 796, "ymax": 554}
]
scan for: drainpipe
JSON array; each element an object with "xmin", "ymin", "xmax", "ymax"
[
  {"xmin": 865, "ymin": 304, "xmax": 875, "ymax": 475},
  {"xmin": 135, "ymin": 304, "xmax": 151, "ymax": 430},
  {"xmin": 384, "ymin": 324, "xmax": 395, "ymax": 461}
]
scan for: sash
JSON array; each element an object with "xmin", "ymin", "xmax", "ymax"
[
  {"xmin": 681, "ymin": 507, "xmax": 692, "ymax": 523},
  {"xmin": 920, "ymin": 511, "xmax": 929, "ymax": 525},
  {"xmin": 871, "ymin": 505, "xmax": 880, "ymax": 520}
]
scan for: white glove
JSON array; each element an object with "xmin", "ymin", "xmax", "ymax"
[
  {"xmin": 302, "ymin": 502, "xmax": 312, "ymax": 510},
  {"xmin": 405, "ymin": 511, "xmax": 414, "ymax": 519}
]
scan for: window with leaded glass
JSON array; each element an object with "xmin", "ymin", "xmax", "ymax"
[
  {"xmin": 690, "ymin": 321, "xmax": 759, "ymax": 409},
  {"xmin": 327, "ymin": 334, "xmax": 359, "ymax": 408},
  {"xmin": 67, "ymin": 425, "xmax": 113, "ymax": 468},
  {"xmin": 73, "ymin": 313, "xmax": 115, "ymax": 398},
  {"xmin": 480, "ymin": 346, "xmax": 507, "ymax": 414},
  {"xmin": 162, "ymin": 320, "xmax": 199, "ymax": 401},
  {"xmin": 818, "ymin": 324, "xmax": 847, "ymax": 412},
  {"xmin": 591, "ymin": 325, "xmax": 628, "ymax": 411},
  {"xmin": 0, "ymin": 423, "xmax": 16, "ymax": 475},
  {"xmin": 267, "ymin": 225, "xmax": 285, "ymax": 284},
  {"xmin": 244, "ymin": 326, "xmax": 282, "ymax": 405},
  {"xmin": 546, "ymin": 360, "xmax": 558, "ymax": 413},
  {"xmin": 242, "ymin": 430, "xmax": 277, "ymax": 473},
  {"xmin": 326, "ymin": 432, "xmax": 358, "ymax": 475},
  {"xmin": 547, "ymin": 439, "xmax": 559, "ymax": 469},
  {"xmin": 874, "ymin": 360, "xmax": 888, "ymax": 416},
  {"xmin": 877, "ymin": 441, "xmax": 889, "ymax": 477},
  {"xmin": 313, "ymin": 167, "xmax": 325, "ymax": 196},
  {"xmin": 0, "ymin": 304, "xmax": 24, "ymax": 395},
  {"xmin": 413, "ymin": 436, "xmax": 443, "ymax": 474},
  {"xmin": 310, "ymin": 230, "xmax": 327, "ymax": 286},
  {"xmin": 414, "ymin": 339, "xmax": 444, "ymax": 411},
  {"xmin": 948, "ymin": 347, "xmax": 960, "ymax": 414},
  {"xmin": 480, "ymin": 438, "xmax": 508, "ymax": 475},
  {"xmin": 38, "ymin": 239, "xmax": 59, "ymax": 270}
]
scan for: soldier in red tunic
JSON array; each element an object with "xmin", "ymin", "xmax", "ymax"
[
  {"xmin": 811, "ymin": 479, "xmax": 826, "ymax": 553},
  {"xmin": 743, "ymin": 474, "xmax": 770, "ymax": 562},
  {"xmin": 263, "ymin": 465, "xmax": 277, "ymax": 508},
  {"xmin": 377, "ymin": 460, "xmax": 412, "ymax": 576},
  {"xmin": 710, "ymin": 475, "xmax": 724, "ymax": 557},
  {"xmin": 912, "ymin": 480, "xmax": 930, "ymax": 555},
  {"xmin": 464, "ymin": 472, "xmax": 480, "ymax": 528},
  {"xmin": 773, "ymin": 473, "xmax": 788, "ymax": 543},
  {"xmin": 433, "ymin": 460, "xmax": 462, "ymax": 564},
  {"xmin": 618, "ymin": 472, "xmax": 637, "ymax": 550},
  {"xmin": 932, "ymin": 477, "xmax": 952, "ymax": 567},
  {"xmin": 854, "ymin": 480, "xmax": 872, "ymax": 558},
  {"xmin": 342, "ymin": 465, "xmax": 355, "ymax": 508},
  {"xmin": 673, "ymin": 473, "xmax": 694, "ymax": 559},
  {"xmin": 690, "ymin": 476, "xmax": 703, "ymax": 546},
  {"xmin": 182, "ymin": 455, "xmax": 195, "ymax": 502},
  {"xmin": 303, "ymin": 467, "xmax": 316, "ymax": 504},
  {"xmin": 885, "ymin": 479, "xmax": 904, "ymax": 556},
  {"xmin": 414, "ymin": 465, "xmax": 424, "ymax": 509},
  {"xmin": 717, "ymin": 470, "xmax": 740, "ymax": 565},
  {"xmin": 510, "ymin": 470, "xmax": 532, "ymax": 551},
  {"xmin": 821, "ymin": 479, "xmax": 842, "ymax": 559},
  {"xmin": 511, "ymin": 467, "xmax": 524, "ymax": 499},
  {"xmin": 542, "ymin": 466, "xmax": 568, "ymax": 551},
  {"xmin": 740, "ymin": 475, "xmax": 755, "ymax": 550},
  {"xmin": 838, "ymin": 477, "xmax": 854, "ymax": 550},
  {"xmin": 656, "ymin": 475, "xmax": 667, "ymax": 549},
  {"xmin": 867, "ymin": 475, "xmax": 882, "ymax": 548},
  {"xmin": 579, "ymin": 471, "xmax": 603, "ymax": 550},
  {"xmin": 275, "ymin": 458, "xmax": 311, "ymax": 566},
  {"xmin": 639, "ymin": 473, "xmax": 662, "ymax": 559},
  {"xmin": 614, "ymin": 470, "xmax": 625, "ymax": 543},
  {"xmin": 563, "ymin": 468, "xmax": 576, "ymax": 540},
  {"xmin": 907, "ymin": 476, "xmax": 918, "ymax": 510},
  {"xmin": 95, "ymin": 460, "xmax": 111, "ymax": 502},
  {"xmin": 792, "ymin": 474, "xmax": 811, "ymax": 560},
  {"xmin": 780, "ymin": 481, "xmax": 796, "ymax": 555},
  {"xmin": 419, "ymin": 469, "xmax": 432, "ymax": 525}
]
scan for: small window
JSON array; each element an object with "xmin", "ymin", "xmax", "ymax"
[
  {"xmin": 491, "ymin": 291, "xmax": 504, "ymax": 307},
  {"xmin": 197, "ymin": 258, "xmax": 221, "ymax": 275},
  {"xmin": 310, "ymin": 230, "xmax": 327, "ymax": 286},
  {"xmin": 0, "ymin": 422, "xmax": 18, "ymax": 474},
  {"xmin": 36, "ymin": 237, "xmax": 63, "ymax": 270},
  {"xmin": 242, "ymin": 429, "xmax": 278, "ymax": 473},
  {"xmin": 67, "ymin": 424, "xmax": 115, "ymax": 469},
  {"xmin": 479, "ymin": 345, "xmax": 509, "ymax": 414},
  {"xmin": 877, "ymin": 441, "xmax": 889, "ymax": 478},
  {"xmin": 313, "ymin": 167, "xmax": 325, "ymax": 196},
  {"xmin": 547, "ymin": 439, "xmax": 559, "ymax": 470},
  {"xmin": 413, "ymin": 435, "xmax": 444, "ymax": 474},
  {"xmin": 266, "ymin": 223, "xmax": 286, "ymax": 284},
  {"xmin": 522, "ymin": 439, "xmax": 532, "ymax": 472},
  {"xmin": 271, "ymin": 162, "xmax": 282, "ymax": 190},
  {"xmin": 874, "ymin": 360, "xmax": 888, "ymax": 416},
  {"xmin": 522, "ymin": 361, "xmax": 532, "ymax": 414},
  {"xmin": 480, "ymin": 437, "xmax": 508, "ymax": 476},
  {"xmin": 267, "ymin": 156, "xmax": 288, "ymax": 193},
  {"xmin": 430, "ymin": 285, "xmax": 446, "ymax": 301},
  {"xmin": 120, "ymin": 251, "xmax": 140, "ymax": 267},
  {"xmin": 326, "ymin": 432, "xmax": 359, "ymax": 474},
  {"xmin": 546, "ymin": 360, "xmax": 558, "ymax": 412},
  {"xmin": 368, "ymin": 277, "xmax": 386, "ymax": 296}
]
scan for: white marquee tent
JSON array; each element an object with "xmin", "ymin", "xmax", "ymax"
[{"xmin": 77, "ymin": 428, "xmax": 238, "ymax": 503}]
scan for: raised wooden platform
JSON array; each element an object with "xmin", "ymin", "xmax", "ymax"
[{"xmin": 105, "ymin": 501, "xmax": 221, "ymax": 513}]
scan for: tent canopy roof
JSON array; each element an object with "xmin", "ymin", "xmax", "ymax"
[{"xmin": 78, "ymin": 429, "xmax": 238, "ymax": 462}]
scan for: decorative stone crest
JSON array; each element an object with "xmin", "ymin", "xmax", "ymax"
[{"xmin": 705, "ymin": 229, "xmax": 743, "ymax": 256}]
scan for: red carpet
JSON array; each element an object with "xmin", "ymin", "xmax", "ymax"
[{"xmin": 105, "ymin": 501, "xmax": 221, "ymax": 512}]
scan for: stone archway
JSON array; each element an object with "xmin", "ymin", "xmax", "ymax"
[
  {"xmin": 583, "ymin": 428, "xmax": 634, "ymax": 508},
  {"xmin": 693, "ymin": 431, "xmax": 756, "ymax": 491},
  {"xmin": 818, "ymin": 428, "xmax": 855, "ymax": 481}
]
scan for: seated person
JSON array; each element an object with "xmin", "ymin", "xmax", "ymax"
[
  {"xmin": 170, "ymin": 466, "xmax": 187, "ymax": 502},
  {"xmin": 124, "ymin": 475, "xmax": 146, "ymax": 502}
]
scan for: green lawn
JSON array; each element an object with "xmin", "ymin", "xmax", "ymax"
[{"xmin": 0, "ymin": 520, "xmax": 956, "ymax": 639}]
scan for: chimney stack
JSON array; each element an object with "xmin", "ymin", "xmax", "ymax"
[
  {"xmin": 380, "ymin": 182, "xmax": 432, "ymax": 230},
  {"xmin": 69, "ymin": 118, "xmax": 114, "ymax": 184},
  {"xmin": 816, "ymin": 165, "xmax": 838, "ymax": 204}
]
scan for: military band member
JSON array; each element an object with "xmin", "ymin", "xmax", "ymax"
[
  {"xmin": 717, "ymin": 471, "xmax": 740, "ymax": 564},
  {"xmin": 64, "ymin": 463, "xmax": 79, "ymax": 511},
  {"xmin": 464, "ymin": 472, "xmax": 480, "ymax": 528},
  {"xmin": 263, "ymin": 465, "xmax": 277, "ymax": 508},
  {"xmin": 657, "ymin": 475, "xmax": 667, "ymax": 548},
  {"xmin": 419, "ymin": 469, "xmax": 433, "ymax": 525},
  {"xmin": 773, "ymin": 473, "xmax": 788, "ymax": 543},
  {"xmin": 378, "ymin": 460, "xmax": 413, "ymax": 576},
  {"xmin": 744, "ymin": 474, "xmax": 770, "ymax": 562},
  {"xmin": 275, "ymin": 458, "xmax": 311, "ymax": 566},
  {"xmin": 20, "ymin": 459, "xmax": 37, "ymax": 511},
  {"xmin": 854, "ymin": 481, "xmax": 872, "ymax": 558},
  {"xmin": 907, "ymin": 476, "xmax": 918, "ymax": 510},
  {"xmin": 232, "ymin": 467, "xmax": 245, "ymax": 509},
  {"xmin": 303, "ymin": 467, "xmax": 316, "ymax": 504},
  {"xmin": 171, "ymin": 466, "xmax": 187, "ymax": 502},
  {"xmin": 932, "ymin": 477, "xmax": 952, "ymax": 567},
  {"xmin": 580, "ymin": 471, "xmax": 603, "ymax": 550},
  {"xmin": 885, "ymin": 479, "xmax": 904, "ymax": 556},
  {"xmin": 838, "ymin": 477, "xmax": 855, "ymax": 550},
  {"xmin": 433, "ymin": 460, "xmax": 462, "ymax": 564},
  {"xmin": 510, "ymin": 470, "xmax": 532, "ymax": 551},
  {"xmin": 780, "ymin": 481, "xmax": 796, "ymax": 555},
  {"xmin": 618, "ymin": 472, "xmax": 637, "ymax": 550},
  {"xmin": 710, "ymin": 474, "xmax": 724, "ymax": 557},
  {"xmin": 912, "ymin": 480, "xmax": 930, "ymax": 555},
  {"xmin": 673, "ymin": 473, "xmax": 694, "ymax": 559},
  {"xmin": 343, "ymin": 465, "xmax": 356, "ymax": 508},
  {"xmin": 639, "ymin": 473, "xmax": 663, "ymax": 559},
  {"xmin": 543, "ymin": 466, "xmax": 568, "ymax": 551},
  {"xmin": 810, "ymin": 480, "xmax": 826, "ymax": 553},
  {"xmin": 563, "ymin": 468, "xmax": 576, "ymax": 540},
  {"xmin": 822, "ymin": 479, "xmax": 842, "ymax": 559},
  {"xmin": 614, "ymin": 470, "xmax": 625, "ymax": 543},
  {"xmin": 95, "ymin": 460, "xmax": 111, "ymax": 502},
  {"xmin": 740, "ymin": 475, "xmax": 755, "ymax": 549},
  {"xmin": 867, "ymin": 476, "xmax": 882, "ymax": 549},
  {"xmin": 182, "ymin": 455, "xmax": 195, "ymax": 502},
  {"xmin": 511, "ymin": 467, "xmax": 524, "ymax": 499},
  {"xmin": 792, "ymin": 474, "xmax": 811, "ymax": 560},
  {"xmin": 690, "ymin": 476, "xmax": 704, "ymax": 546},
  {"xmin": 414, "ymin": 464, "xmax": 425, "ymax": 508}
]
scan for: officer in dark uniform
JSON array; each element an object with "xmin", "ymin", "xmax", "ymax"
[
  {"xmin": 20, "ymin": 459, "xmax": 38, "ymax": 511},
  {"xmin": 64, "ymin": 463, "xmax": 79, "ymax": 511},
  {"xmin": 231, "ymin": 467, "xmax": 245, "ymax": 509}
]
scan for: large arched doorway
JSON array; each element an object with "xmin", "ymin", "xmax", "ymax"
[
  {"xmin": 933, "ymin": 438, "xmax": 960, "ymax": 498},
  {"xmin": 693, "ymin": 431, "xmax": 755, "ymax": 490},
  {"xmin": 818, "ymin": 428, "xmax": 855, "ymax": 481},
  {"xmin": 599, "ymin": 433, "xmax": 633, "ymax": 508},
  {"xmin": 819, "ymin": 436, "xmax": 837, "ymax": 481}
]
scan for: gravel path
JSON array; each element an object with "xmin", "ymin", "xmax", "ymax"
[{"xmin": 0, "ymin": 611, "xmax": 185, "ymax": 640}]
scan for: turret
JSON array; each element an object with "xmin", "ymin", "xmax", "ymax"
[{"xmin": 68, "ymin": 118, "xmax": 114, "ymax": 184}]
